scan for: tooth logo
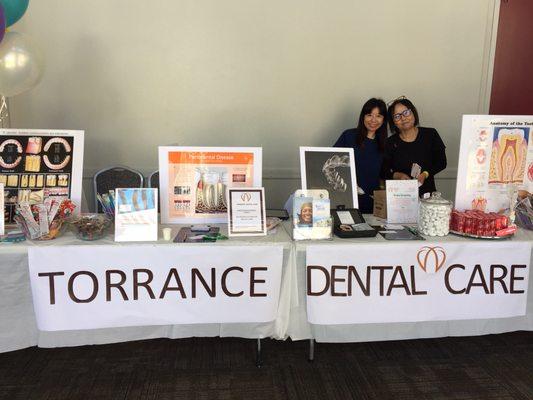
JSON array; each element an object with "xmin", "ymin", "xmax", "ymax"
[
  {"xmin": 476, "ymin": 148, "xmax": 486, "ymax": 164},
  {"xmin": 417, "ymin": 246, "xmax": 446, "ymax": 274},
  {"xmin": 240, "ymin": 193, "xmax": 251, "ymax": 202}
]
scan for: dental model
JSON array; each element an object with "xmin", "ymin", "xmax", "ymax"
[
  {"xmin": 7, "ymin": 174, "xmax": 18, "ymax": 187},
  {"xmin": 0, "ymin": 139, "xmax": 23, "ymax": 169},
  {"xmin": 46, "ymin": 174, "xmax": 57, "ymax": 187},
  {"xmin": 57, "ymin": 174, "xmax": 69, "ymax": 187},
  {"xmin": 43, "ymin": 137, "xmax": 72, "ymax": 170},
  {"xmin": 29, "ymin": 175, "xmax": 36, "ymax": 188},
  {"xmin": 321, "ymin": 154, "xmax": 349, "ymax": 192},
  {"xmin": 25, "ymin": 155, "xmax": 41, "ymax": 172},
  {"xmin": 26, "ymin": 137, "xmax": 42, "ymax": 154},
  {"xmin": 43, "ymin": 137, "xmax": 71, "ymax": 152},
  {"xmin": 43, "ymin": 154, "xmax": 71, "ymax": 170}
]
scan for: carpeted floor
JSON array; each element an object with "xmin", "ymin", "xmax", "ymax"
[{"xmin": 0, "ymin": 331, "xmax": 531, "ymax": 400}]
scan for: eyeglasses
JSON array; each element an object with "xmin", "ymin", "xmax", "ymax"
[
  {"xmin": 392, "ymin": 108, "xmax": 412, "ymax": 121},
  {"xmin": 386, "ymin": 95, "xmax": 406, "ymax": 107}
]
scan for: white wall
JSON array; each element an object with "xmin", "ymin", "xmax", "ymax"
[{"xmin": 10, "ymin": 0, "xmax": 498, "ymax": 209}]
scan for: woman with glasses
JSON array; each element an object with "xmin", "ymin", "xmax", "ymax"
[
  {"xmin": 383, "ymin": 97, "xmax": 446, "ymax": 196},
  {"xmin": 334, "ymin": 98, "xmax": 387, "ymax": 213}
]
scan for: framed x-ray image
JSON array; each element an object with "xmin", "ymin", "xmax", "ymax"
[{"xmin": 299, "ymin": 147, "xmax": 358, "ymax": 209}]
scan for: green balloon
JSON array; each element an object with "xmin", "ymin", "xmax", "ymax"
[{"xmin": 0, "ymin": 0, "xmax": 29, "ymax": 27}]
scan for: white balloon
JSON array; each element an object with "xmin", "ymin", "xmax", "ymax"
[{"xmin": 0, "ymin": 32, "xmax": 44, "ymax": 97}]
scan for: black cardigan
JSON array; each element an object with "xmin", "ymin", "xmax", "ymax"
[{"xmin": 382, "ymin": 127, "xmax": 447, "ymax": 195}]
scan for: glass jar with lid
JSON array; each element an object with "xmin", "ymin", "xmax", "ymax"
[{"xmin": 418, "ymin": 192, "xmax": 453, "ymax": 236}]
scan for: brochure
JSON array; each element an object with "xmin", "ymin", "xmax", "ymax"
[
  {"xmin": 292, "ymin": 189, "xmax": 332, "ymax": 240},
  {"xmin": 114, "ymin": 188, "xmax": 158, "ymax": 242},
  {"xmin": 386, "ymin": 180, "xmax": 419, "ymax": 223}
]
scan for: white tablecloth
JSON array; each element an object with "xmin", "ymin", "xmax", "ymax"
[
  {"xmin": 1, "ymin": 218, "xmax": 532, "ymax": 352},
  {"xmin": 0, "ymin": 224, "xmax": 295, "ymax": 353},
  {"xmin": 286, "ymin": 216, "xmax": 533, "ymax": 342}
]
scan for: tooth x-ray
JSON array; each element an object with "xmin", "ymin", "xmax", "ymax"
[{"xmin": 299, "ymin": 147, "xmax": 358, "ymax": 209}]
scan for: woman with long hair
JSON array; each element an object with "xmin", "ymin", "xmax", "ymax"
[{"xmin": 334, "ymin": 98, "xmax": 387, "ymax": 213}]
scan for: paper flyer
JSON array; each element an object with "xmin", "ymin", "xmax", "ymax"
[
  {"xmin": 114, "ymin": 188, "xmax": 158, "ymax": 242},
  {"xmin": 386, "ymin": 180, "xmax": 419, "ymax": 223},
  {"xmin": 455, "ymin": 115, "xmax": 533, "ymax": 212},
  {"xmin": 159, "ymin": 147, "xmax": 262, "ymax": 224},
  {"xmin": 0, "ymin": 129, "xmax": 84, "ymax": 223}
]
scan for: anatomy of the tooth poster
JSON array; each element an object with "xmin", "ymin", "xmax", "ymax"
[
  {"xmin": 158, "ymin": 147, "xmax": 262, "ymax": 223},
  {"xmin": 115, "ymin": 188, "xmax": 158, "ymax": 241},
  {"xmin": 300, "ymin": 147, "xmax": 358, "ymax": 209},
  {"xmin": 0, "ymin": 129, "xmax": 84, "ymax": 223},
  {"xmin": 455, "ymin": 115, "xmax": 533, "ymax": 212}
]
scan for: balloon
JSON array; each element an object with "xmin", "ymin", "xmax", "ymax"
[
  {"xmin": 0, "ymin": 4, "xmax": 5, "ymax": 44},
  {"xmin": 0, "ymin": 31, "xmax": 43, "ymax": 97},
  {"xmin": 0, "ymin": 0, "xmax": 28, "ymax": 27}
]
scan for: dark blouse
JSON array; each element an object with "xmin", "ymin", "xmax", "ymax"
[
  {"xmin": 382, "ymin": 127, "xmax": 447, "ymax": 195},
  {"xmin": 334, "ymin": 129, "xmax": 382, "ymax": 213}
]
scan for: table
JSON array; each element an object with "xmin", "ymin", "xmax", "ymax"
[
  {"xmin": 2, "ymin": 218, "xmax": 531, "ymax": 354},
  {"xmin": 286, "ymin": 216, "xmax": 533, "ymax": 343},
  {"xmin": 0, "ymin": 224, "xmax": 294, "ymax": 353}
]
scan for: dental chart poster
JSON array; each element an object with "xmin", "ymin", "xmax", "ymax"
[
  {"xmin": 158, "ymin": 147, "xmax": 262, "ymax": 224},
  {"xmin": 455, "ymin": 116, "xmax": 533, "ymax": 212},
  {"xmin": 0, "ymin": 129, "xmax": 84, "ymax": 223},
  {"xmin": 300, "ymin": 147, "xmax": 358, "ymax": 209}
]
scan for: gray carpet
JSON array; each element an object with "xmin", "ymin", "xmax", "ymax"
[{"xmin": 0, "ymin": 332, "xmax": 531, "ymax": 399}]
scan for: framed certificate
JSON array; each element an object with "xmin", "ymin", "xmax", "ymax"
[{"xmin": 227, "ymin": 187, "xmax": 266, "ymax": 236}]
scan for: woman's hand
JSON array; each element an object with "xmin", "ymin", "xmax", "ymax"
[
  {"xmin": 418, "ymin": 171, "xmax": 429, "ymax": 185},
  {"xmin": 393, "ymin": 172, "xmax": 411, "ymax": 180}
]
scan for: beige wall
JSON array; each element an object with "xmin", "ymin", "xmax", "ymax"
[{"xmin": 10, "ymin": 0, "xmax": 497, "ymax": 210}]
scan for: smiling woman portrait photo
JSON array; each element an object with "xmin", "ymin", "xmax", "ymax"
[{"xmin": 297, "ymin": 202, "xmax": 313, "ymax": 227}]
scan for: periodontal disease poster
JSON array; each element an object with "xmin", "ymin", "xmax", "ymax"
[
  {"xmin": 158, "ymin": 147, "xmax": 262, "ymax": 224},
  {"xmin": 455, "ymin": 115, "xmax": 533, "ymax": 212}
]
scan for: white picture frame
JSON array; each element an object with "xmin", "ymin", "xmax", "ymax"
[
  {"xmin": 455, "ymin": 115, "xmax": 533, "ymax": 212},
  {"xmin": 299, "ymin": 146, "xmax": 358, "ymax": 209},
  {"xmin": 158, "ymin": 146, "xmax": 262, "ymax": 224},
  {"xmin": 227, "ymin": 187, "xmax": 267, "ymax": 237}
]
